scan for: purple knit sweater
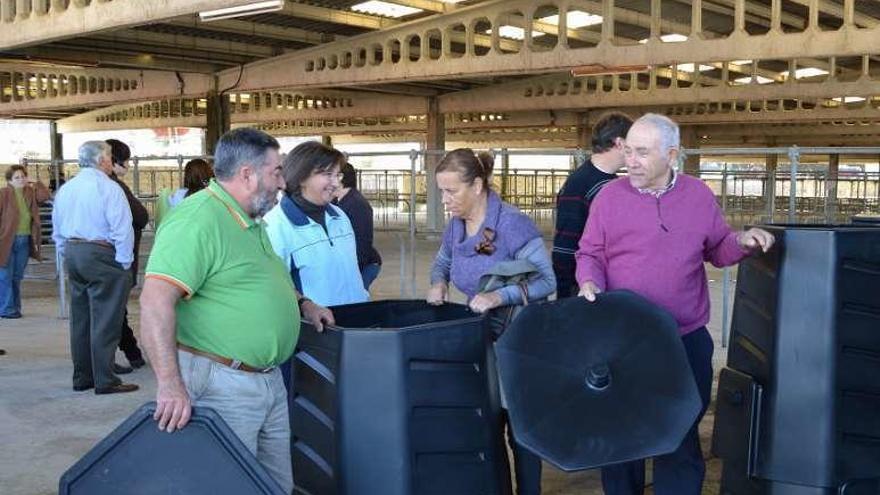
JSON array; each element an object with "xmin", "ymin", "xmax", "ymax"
[{"xmin": 575, "ymin": 174, "xmax": 750, "ymax": 335}]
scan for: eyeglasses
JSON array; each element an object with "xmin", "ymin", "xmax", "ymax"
[
  {"xmin": 320, "ymin": 171, "xmax": 344, "ymax": 182},
  {"xmin": 475, "ymin": 227, "xmax": 496, "ymax": 255}
]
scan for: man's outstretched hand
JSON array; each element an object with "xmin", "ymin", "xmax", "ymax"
[{"xmin": 737, "ymin": 228, "xmax": 775, "ymax": 253}]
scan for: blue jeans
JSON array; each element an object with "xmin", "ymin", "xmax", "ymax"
[
  {"xmin": 0, "ymin": 235, "xmax": 30, "ymax": 317},
  {"xmin": 360, "ymin": 263, "xmax": 381, "ymax": 290}
]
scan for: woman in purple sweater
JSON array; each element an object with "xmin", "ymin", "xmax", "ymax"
[{"xmin": 427, "ymin": 148, "xmax": 555, "ymax": 495}]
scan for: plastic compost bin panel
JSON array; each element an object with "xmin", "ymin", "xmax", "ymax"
[
  {"xmin": 716, "ymin": 225, "xmax": 880, "ymax": 495},
  {"xmin": 291, "ymin": 300, "xmax": 506, "ymax": 495},
  {"xmin": 59, "ymin": 402, "xmax": 286, "ymax": 495}
]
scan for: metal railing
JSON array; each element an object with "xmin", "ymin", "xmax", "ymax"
[
  {"xmin": 8, "ymin": 155, "xmax": 212, "ymax": 318},
  {"xmin": 343, "ymin": 148, "xmax": 880, "ymax": 232},
  {"xmin": 5, "ymin": 146, "xmax": 879, "ymax": 327}
]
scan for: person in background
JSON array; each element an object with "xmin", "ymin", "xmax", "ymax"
[
  {"xmin": 427, "ymin": 148, "xmax": 555, "ymax": 495},
  {"xmin": 576, "ymin": 114, "xmax": 775, "ymax": 495},
  {"xmin": 552, "ymin": 111, "xmax": 632, "ymax": 298},
  {"xmin": 52, "ymin": 141, "xmax": 138, "ymax": 395},
  {"xmin": 333, "ymin": 162, "xmax": 382, "ymax": 290},
  {"xmin": 105, "ymin": 139, "xmax": 148, "ymax": 371},
  {"xmin": 0, "ymin": 165, "xmax": 50, "ymax": 318},
  {"xmin": 155, "ymin": 158, "xmax": 213, "ymax": 227}
]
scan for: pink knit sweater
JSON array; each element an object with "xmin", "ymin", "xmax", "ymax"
[{"xmin": 575, "ymin": 174, "xmax": 750, "ymax": 335}]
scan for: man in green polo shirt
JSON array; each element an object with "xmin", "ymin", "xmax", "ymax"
[{"xmin": 139, "ymin": 128, "xmax": 333, "ymax": 492}]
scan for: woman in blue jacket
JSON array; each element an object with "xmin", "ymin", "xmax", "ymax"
[{"xmin": 264, "ymin": 141, "xmax": 368, "ymax": 309}]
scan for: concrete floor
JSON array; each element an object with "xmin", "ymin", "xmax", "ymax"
[{"xmin": 0, "ymin": 231, "xmax": 736, "ymax": 494}]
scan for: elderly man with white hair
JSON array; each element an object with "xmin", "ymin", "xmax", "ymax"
[
  {"xmin": 52, "ymin": 140, "xmax": 138, "ymax": 395},
  {"xmin": 575, "ymin": 114, "xmax": 774, "ymax": 495}
]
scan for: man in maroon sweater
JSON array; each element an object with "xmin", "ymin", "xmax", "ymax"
[{"xmin": 576, "ymin": 114, "xmax": 774, "ymax": 495}]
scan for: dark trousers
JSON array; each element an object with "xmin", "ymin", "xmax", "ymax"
[
  {"xmin": 66, "ymin": 243, "xmax": 132, "ymax": 389},
  {"xmin": 552, "ymin": 258, "xmax": 578, "ymax": 299},
  {"xmin": 601, "ymin": 326, "xmax": 714, "ymax": 495},
  {"xmin": 500, "ymin": 409, "xmax": 543, "ymax": 495},
  {"xmin": 118, "ymin": 308, "xmax": 143, "ymax": 362}
]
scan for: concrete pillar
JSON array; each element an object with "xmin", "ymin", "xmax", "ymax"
[
  {"xmin": 681, "ymin": 126, "xmax": 700, "ymax": 176},
  {"xmin": 49, "ymin": 121, "xmax": 64, "ymax": 191},
  {"xmin": 425, "ymin": 97, "xmax": 446, "ymax": 232},
  {"xmin": 576, "ymin": 112, "xmax": 591, "ymax": 151},
  {"xmin": 321, "ymin": 135, "xmax": 332, "ymax": 147},
  {"xmin": 765, "ymin": 140, "xmax": 778, "ymax": 222},
  {"xmin": 204, "ymin": 90, "xmax": 230, "ymax": 155},
  {"xmin": 825, "ymin": 153, "xmax": 840, "ymax": 222},
  {"xmin": 500, "ymin": 149, "xmax": 510, "ymax": 199}
]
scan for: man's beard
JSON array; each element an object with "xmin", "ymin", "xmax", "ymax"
[{"xmin": 250, "ymin": 178, "xmax": 277, "ymax": 218}]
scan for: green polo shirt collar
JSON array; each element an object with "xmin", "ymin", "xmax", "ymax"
[{"xmin": 206, "ymin": 179, "xmax": 256, "ymax": 229}]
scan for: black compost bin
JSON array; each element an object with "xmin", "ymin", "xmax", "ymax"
[
  {"xmin": 712, "ymin": 225, "xmax": 880, "ymax": 495},
  {"xmin": 852, "ymin": 215, "xmax": 880, "ymax": 225},
  {"xmin": 59, "ymin": 402, "xmax": 286, "ymax": 495},
  {"xmin": 290, "ymin": 299, "xmax": 507, "ymax": 495}
]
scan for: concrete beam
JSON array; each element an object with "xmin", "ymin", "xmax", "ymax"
[
  {"xmin": 165, "ymin": 17, "xmax": 331, "ymax": 46},
  {"xmin": 0, "ymin": 64, "xmax": 211, "ymax": 116},
  {"xmin": 0, "ymin": 0, "xmax": 263, "ymax": 50},
  {"xmin": 89, "ymin": 29, "xmax": 286, "ymax": 59},
  {"xmin": 217, "ymin": 0, "xmax": 880, "ymax": 92},
  {"xmin": 438, "ymin": 71, "xmax": 880, "ymax": 114},
  {"xmin": 55, "ymin": 90, "xmax": 431, "ymax": 132},
  {"xmin": 230, "ymin": 90, "xmax": 428, "ymax": 122},
  {"xmin": 3, "ymin": 45, "xmax": 224, "ymax": 73}
]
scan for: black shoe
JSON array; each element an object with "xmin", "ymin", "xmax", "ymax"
[
  {"xmin": 113, "ymin": 363, "xmax": 134, "ymax": 374},
  {"xmin": 0, "ymin": 313, "xmax": 21, "ymax": 319},
  {"xmin": 95, "ymin": 383, "xmax": 139, "ymax": 395},
  {"xmin": 128, "ymin": 357, "xmax": 146, "ymax": 369},
  {"xmin": 73, "ymin": 383, "xmax": 94, "ymax": 391},
  {"xmin": 0, "ymin": 349, "xmax": 6, "ymax": 356}
]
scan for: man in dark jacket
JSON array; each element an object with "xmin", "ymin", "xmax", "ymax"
[
  {"xmin": 106, "ymin": 139, "xmax": 148, "ymax": 370},
  {"xmin": 334, "ymin": 162, "xmax": 382, "ymax": 290},
  {"xmin": 552, "ymin": 112, "xmax": 633, "ymax": 298}
]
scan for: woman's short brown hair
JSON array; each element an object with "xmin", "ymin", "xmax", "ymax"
[
  {"xmin": 282, "ymin": 141, "xmax": 345, "ymax": 195},
  {"xmin": 5, "ymin": 165, "xmax": 26, "ymax": 182}
]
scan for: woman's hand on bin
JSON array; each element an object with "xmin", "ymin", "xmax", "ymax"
[
  {"xmin": 301, "ymin": 300, "xmax": 335, "ymax": 332},
  {"xmin": 427, "ymin": 283, "xmax": 448, "ymax": 305},
  {"xmin": 469, "ymin": 291, "xmax": 502, "ymax": 314}
]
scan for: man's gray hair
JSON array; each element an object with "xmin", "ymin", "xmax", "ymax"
[
  {"xmin": 78, "ymin": 141, "xmax": 110, "ymax": 169},
  {"xmin": 635, "ymin": 113, "xmax": 680, "ymax": 153},
  {"xmin": 213, "ymin": 127, "xmax": 280, "ymax": 180}
]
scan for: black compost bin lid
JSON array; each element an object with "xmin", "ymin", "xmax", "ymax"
[
  {"xmin": 59, "ymin": 402, "xmax": 286, "ymax": 495},
  {"xmin": 495, "ymin": 291, "xmax": 702, "ymax": 472}
]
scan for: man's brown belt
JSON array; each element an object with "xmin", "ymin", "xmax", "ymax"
[{"xmin": 177, "ymin": 343, "xmax": 275, "ymax": 374}]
